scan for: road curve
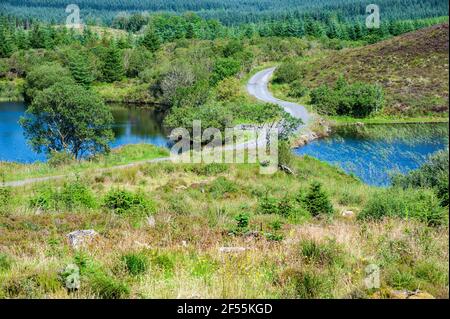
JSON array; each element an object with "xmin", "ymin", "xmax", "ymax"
[{"xmin": 247, "ymin": 67, "xmax": 310, "ymax": 125}]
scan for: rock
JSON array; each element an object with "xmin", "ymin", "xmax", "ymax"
[
  {"xmin": 66, "ymin": 229, "xmax": 98, "ymax": 249},
  {"xmin": 146, "ymin": 215, "xmax": 156, "ymax": 227},
  {"xmin": 372, "ymin": 289, "xmax": 435, "ymax": 299},
  {"xmin": 181, "ymin": 240, "xmax": 188, "ymax": 247},
  {"xmin": 219, "ymin": 247, "xmax": 247, "ymax": 253},
  {"xmin": 279, "ymin": 164, "xmax": 295, "ymax": 175},
  {"xmin": 341, "ymin": 210, "xmax": 355, "ymax": 218}
]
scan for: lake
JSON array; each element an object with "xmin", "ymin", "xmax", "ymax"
[
  {"xmin": 0, "ymin": 101, "xmax": 169, "ymax": 163},
  {"xmin": 0, "ymin": 102, "xmax": 448, "ymax": 186},
  {"xmin": 294, "ymin": 123, "xmax": 449, "ymax": 186}
]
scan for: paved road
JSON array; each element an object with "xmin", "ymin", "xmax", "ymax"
[{"xmin": 247, "ymin": 67, "xmax": 310, "ymax": 125}]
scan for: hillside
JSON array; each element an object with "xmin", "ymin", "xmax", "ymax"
[
  {"xmin": 0, "ymin": 146, "xmax": 448, "ymax": 298},
  {"xmin": 298, "ymin": 23, "xmax": 449, "ymax": 116}
]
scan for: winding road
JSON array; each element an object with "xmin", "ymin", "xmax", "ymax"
[
  {"xmin": 247, "ymin": 67, "xmax": 310, "ymax": 125},
  {"xmin": 2, "ymin": 67, "xmax": 307, "ymax": 187}
]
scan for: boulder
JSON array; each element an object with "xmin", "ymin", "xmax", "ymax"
[{"xmin": 66, "ymin": 229, "xmax": 98, "ymax": 249}]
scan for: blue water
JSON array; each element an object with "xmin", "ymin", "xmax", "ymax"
[
  {"xmin": 0, "ymin": 102, "xmax": 169, "ymax": 163},
  {"xmin": 294, "ymin": 124, "xmax": 448, "ymax": 186}
]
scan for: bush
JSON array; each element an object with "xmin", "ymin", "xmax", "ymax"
[
  {"xmin": 280, "ymin": 268, "xmax": 329, "ymax": 298},
  {"xmin": 358, "ymin": 188, "xmax": 447, "ymax": 226},
  {"xmin": 121, "ymin": 252, "xmax": 148, "ymax": 276},
  {"xmin": 392, "ymin": 150, "xmax": 449, "ymax": 206},
  {"xmin": 310, "ymin": 76, "xmax": 384, "ymax": 117},
  {"xmin": 211, "ymin": 58, "xmax": 241, "ymax": 85},
  {"xmin": 229, "ymin": 212, "xmax": 250, "ymax": 235},
  {"xmin": 288, "ymin": 80, "xmax": 308, "ymax": 98},
  {"xmin": 273, "ymin": 59, "xmax": 304, "ymax": 84},
  {"xmin": 208, "ymin": 177, "xmax": 238, "ymax": 198},
  {"xmin": 29, "ymin": 180, "xmax": 96, "ymax": 211},
  {"xmin": 258, "ymin": 193, "xmax": 296, "ymax": 217},
  {"xmin": 88, "ymin": 272, "xmax": 130, "ymax": 299},
  {"xmin": 47, "ymin": 150, "xmax": 75, "ymax": 167},
  {"xmin": 0, "ymin": 253, "xmax": 12, "ymax": 271},
  {"xmin": 302, "ymin": 182, "xmax": 334, "ymax": 217},
  {"xmin": 300, "ymin": 240, "xmax": 342, "ymax": 266},
  {"xmin": 0, "ymin": 187, "xmax": 11, "ymax": 213},
  {"xmin": 216, "ymin": 77, "xmax": 242, "ymax": 101},
  {"xmin": 103, "ymin": 189, "xmax": 155, "ymax": 216}
]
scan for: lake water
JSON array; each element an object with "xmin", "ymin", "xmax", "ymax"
[
  {"xmin": 294, "ymin": 123, "xmax": 448, "ymax": 186},
  {"xmin": 0, "ymin": 101, "xmax": 169, "ymax": 163},
  {"xmin": 0, "ymin": 102, "xmax": 448, "ymax": 186}
]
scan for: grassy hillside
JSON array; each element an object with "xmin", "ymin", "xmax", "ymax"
[
  {"xmin": 0, "ymin": 147, "xmax": 448, "ymax": 298},
  {"xmin": 279, "ymin": 23, "xmax": 449, "ymax": 118}
]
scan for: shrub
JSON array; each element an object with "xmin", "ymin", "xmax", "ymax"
[
  {"xmin": 216, "ymin": 77, "xmax": 242, "ymax": 101},
  {"xmin": 0, "ymin": 253, "xmax": 12, "ymax": 271},
  {"xmin": 0, "ymin": 187, "xmax": 11, "ymax": 213},
  {"xmin": 300, "ymin": 240, "xmax": 342, "ymax": 266},
  {"xmin": 103, "ymin": 189, "xmax": 155, "ymax": 216},
  {"xmin": 211, "ymin": 58, "xmax": 241, "ymax": 85},
  {"xmin": 392, "ymin": 150, "xmax": 449, "ymax": 206},
  {"xmin": 302, "ymin": 182, "xmax": 334, "ymax": 216},
  {"xmin": 121, "ymin": 252, "xmax": 148, "ymax": 276},
  {"xmin": 59, "ymin": 180, "xmax": 96, "ymax": 209},
  {"xmin": 288, "ymin": 80, "xmax": 308, "ymax": 98},
  {"xmin": 273, "ymin": 59, "xmax": 304, "ymax": 84},
  {"xmin": 358, "ymin": 188, "xmax": 447, "ymax": 226},
  {"xmin": 280, "ymin": 268, "xmax": 329, "ymax": 298},
  {"xmin": 310, "ymin": 76, "xmax": 384, "ymax": 117},
  {"xmin": 29, "ymin": 180, "xmax": 96, "ymax": 211},
  {"xmin": 88, "ymin": 272, "xmax": 130, "ymax": 299},
  {"xmin": 229, "ymin": 212, "xmax": 250, "ymax": 235},
  {"xmin": 47, "ymin": 150, "xmax": 75, "ymax": 167},
  {"xmin": 208, "ymin": 177, "xmax": 238, "ymax": 198}
]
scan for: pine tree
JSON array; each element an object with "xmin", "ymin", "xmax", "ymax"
[
  {"xmin": 102, "ymin": 45, "xmax": 124, "ymax": 83},
  {"xmin": 141, "ymin": 27, "xmax": 161, "ymax": 52},
  {"xmin": 68, "ymin": 51, "xmax": 94, "ymax": 87},
  {"xmin": 0, "ymin": 17, "xmax": 14, "ymax": 58},
  {"xmin": 185, "ymin": 23, "xmax": 195, "ymax": 39}
]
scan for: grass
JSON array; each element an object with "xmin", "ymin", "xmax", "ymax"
[
  {"xmin": 0, "ymin": 151, "xmax": 447, "ymax": 299},
  {"xmin": 0, "ymin": 144, "xmax": 169, "ymax": 182}
]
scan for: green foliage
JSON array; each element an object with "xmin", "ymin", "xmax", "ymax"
[
  {"xmin": 211, "ymin": 58, "xmax": 241, "ymax": 85},
  {"xmin": 102, "ymin": 45, "xmax": 124, "ymax": 83},
  {"xmin": 280, "ymin": 268, "xmax": 330, "ymax": 298},
  {"xmin": 215, "ymin": 77, "xmax": 242, "ymax": 101},
  {"xmin": 302, "ymin": 182, "xmax": 334, "ymax": 217},
  {"xmin": 141, "ymin": 27, "xmax": 161, "ymax": 52},
  {"xmin": 310, "ymin": 77, "xmax": 384, "ymax": 117},
  {"xmin": 0, "ymin": 253, "xmax": 12, "ymax": 271},
  {"xmin": 259, "ymin": 193, "xmax": 296, "ymax": 217},
  {"xmin": 103, "ymin": 188, "xmax": 155, "ymax": 216},
  {"xmin": 300, "ymin": 240, "xmax": 342, "ymax": 266},
  {"xmin": 208, "ymin": 177, "xmax": 238, "ymax": 198},
  {"xmin": 67, "ymin": 50, "xmax": 95, "ymax": 87},
  {"xmin": 288, "ymin": 80, "xmax": 309, "ymax": 98},
  {"xmin": 23, "ymin": 63, "xmax": 75, "ymax": 102},
  {"xmin": 234, "ymin": 212, "xmax": 249, "ymax": 230},
  {"xmin": 20, "ymin": 83, "xmax": 114, "ymax": 159},
  {"xmin": 273, "ymin": 59, "xmax": 304, "ymax": 84},
  {"xmin": 0, "ymin": 187, "xmax": 11, "ymax": 213},
  {"xmin": 392, "ymin": 150, "xmax": 449, "ymax": 206},
  {"xmin": 186, "ymin": 163, "xmax": 229, "ymax": 176},
  {"xmin": 88, "ymin": 272, "xmax": 130, "ymax": 299},
  {"xmin": 278, "ymin": 141, "xmax": 294, "ymax": 168},
  {"xmin": 358, "ymin": 188, "xmax": 447, "ymax": 226},
  {"xmin": 47, "ymin": 150, "xmax": 75, "ymax": 167},
  {"xmin": 121, "ymin": 252, "xmax": 148, "ymax": 276},
  {"xmin": 29, "ymin": 180, "xmax": 96, "ymax": 211}
]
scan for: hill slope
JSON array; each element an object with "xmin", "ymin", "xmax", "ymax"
[{"xmin": 299, "ymin": 23, "xmax": 449, "ymax": 116}]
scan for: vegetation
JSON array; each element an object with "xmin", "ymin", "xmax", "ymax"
[
  {"xmin": 20, "ymin": 83, "xmax": 114, "ymax": 159},
  {"xmin": 0, "ymin": 147, "xmax": 448, "ymax": 299}
]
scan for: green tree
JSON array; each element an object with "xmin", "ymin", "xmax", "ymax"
[
  {"xmin": 24, "ymin": 63, "xmax": 75, "ymax": 102},
  {"xmin": 0, "ymin": 18, "xmax": 14, "ymax": 58},
  {"xmin": 141, "ymin": 27, "xmax": 161, "ymax": 52},
  {"xmin": 68, "ymin": 51, "xmax": 95, "ymax": 87},
  {"xmin": 211, "ymin": 58, "xmax": 241, "ymax": 85},
  {"xmin": 20, "ymin": 83, "xmax": 114, "ymax": 159},
  {"xmin": 302, "ymin": 182, "xmax": 334, "ymax": 216},
  {"xmin": 102, "ymin": 45, "xmax": 124, "ymax": 83}
]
